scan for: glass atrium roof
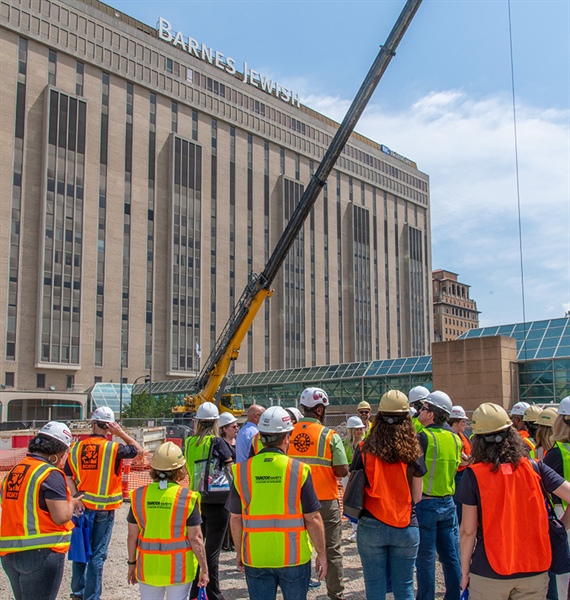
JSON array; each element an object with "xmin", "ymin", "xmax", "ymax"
[{"xmin": 90, "ymin": 383, "xmax": 132, "ymax": 413}]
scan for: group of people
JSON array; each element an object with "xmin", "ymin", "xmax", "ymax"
[{"xmin": 1, "ymin": 391, "xmax": 570, "ymax": 600}]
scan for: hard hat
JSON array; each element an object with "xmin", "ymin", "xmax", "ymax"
[
  {"xmin": 38, "ymin": 421, "xmax": 72, "ymax": 448},
  {"xmin": 523, "ymin": 405, "xmax": 543, "ymax": 423},
  {"xmin": 258, "ymin": 406, "xmax": 294, "ymax": 434},
  {"xmin": 408, "ymin": 385, "xmax": 430, "ymax": 404},
  {"xmin": 510, "ymin": 401, "xmax": 530, "ymax": 416},
  {"xmin": 346, "ymin": 416, "xmax": 365, "ymax": 429},
  {"xmin": 357, "ymin": 401, "xmax": 371, "ymax": 411},
  {"xmin": 450, "ymin": 406, "xmax": 467, "ymax": 420},
  {"xmin": 91, "ymin": 406, "xmax": 115, "ymax": 423},
  {"xmin": 537, "ymin": 407, "xmax": 558, "ymax": 427},
  {"xmin": 218, "ymin": 412, "xmax": 237, "ymax": 428},
  {"xmin": 425, "ymin": 390, "xmax": 452, "ymax": 415},
  {"xmin": 379, "ymin": 390, "xmax": 409, "ymax": 413},
  {"xmin": 285, "ymin": 407, "xmax": 303, "ymax": 423},
  {"xmin": 195, "ymin": 402, "xmax": 219, "ymax": 420},
  {"xmin": 300, "ymin": 387, "xmax": 329, "ymax": 408},
  {"xmin": 559, "ymin": 396, "xmax": 570, "ymax": 416},
  {"xmin": 151, "ymin": 442, "xmax": 186, "ymax": 471},
  {"xmin": 471, "ymin": 403, "xmax": 512, "ymax": 435}
]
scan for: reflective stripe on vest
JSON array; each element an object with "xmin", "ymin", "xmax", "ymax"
[
  {"xmin": 68, "ymin": 437, "xmax": 122, "ymax": 510},
  {"xmin": 0, "ymin": 457, "xmax": 72, "ymax": 554},
  {"xmin": 423, "ymin": 427, "xmax": 461, "ymax": 497},
  {"xmin": 556, "ymin": 442, "xmax": 570, "ymax": 509},
  {"xmin": 288, "ymin": 421, "xmax": 338, "ymax": 500},
  {"xmin": 457, "ymin": 432, "xmax": 472, "ymax": 472},
  {"xmin": 233, "ymin": 452, "xmax": 312, "ymax": 568},
  {"xmin": 251, "ymin": 433, "xmax": 262, "ymax": 456}
]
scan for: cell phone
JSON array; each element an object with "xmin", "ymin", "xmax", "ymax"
[{"xmin": 73, "ymin": 490, "xmax": 86, "ymax": 498}]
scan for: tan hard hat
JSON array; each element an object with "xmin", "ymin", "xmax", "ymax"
[
  {"xmin": 151, "ymin": 442, "xmax": 186, "ymax": 471},
  {"xmin": 379, "ymin": 390, "xmax": 409, "ymax": 413},
  {"xmin": 357, "ymin": 400, "xmax": 371, "ymax": 411},
  {"xmin": 523, "ymin": 405, "xmax": 543, "ymax": 423},
  {"xmin": 471, "ymin": 403, "xmax": 512, "ymax": 435},
  {"xmin": 537, "ymin": 407, "xmax": 557, "ymax": 427}
]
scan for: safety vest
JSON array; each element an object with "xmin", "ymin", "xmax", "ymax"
[
  {"xmin": 457, "ymin": 431, "xmax": 472, "ymax": 472},
  {"xmin": 288, "ymin": 421, "xmax": 338, "ymax": 500},
  {"xmin": 413, "ymin": 418, "xmax": 425, "ymax": 433},
  {"xmin": 68, "ymin": 436, "xmax": 123, "ymax": 510},
  {"xmin": 469, "ymin": 459, "xmax": 551, "ymax": 576},
  {"xmin": 362, "ymin": 450, "xmax": 412, "ymax": 528},
  {"xmin": 343, "ymin": 439, "xmax": 355, "ymax": 464},
  {"xmin": 554, "ymin": 441, "xmax": 570, "ymax": 509},
  {"xmin": 233, "ymin": 451, "xmax": 313, "ymax": 568},
  {"xmin": 251, "ymin": 432, "xmax": 262, "ymax": 456},
  {"xmin": 130, "ymin": 483, "xmax": 199, "ymax": 586},
  {"xmin": 184, "ymin": 435, "xmax": 214, "ymax": 491},
  {"xmin": 518, "ymin": 429, "xmax": 536, "ymax": 453},
  {"xmin": 0, "ymin": 456, "xmax": 72, "ymax": 555},
  {"xmin": 422, "ymin": 427, "xmax": 461, "ymax": 497}
]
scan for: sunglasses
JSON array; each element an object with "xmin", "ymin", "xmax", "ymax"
[
  {"xmin": 419, "ymin": 405, "xmax": 432, "ymax": 412},
  {"xmin": 358, "ymin": 410, "xmax": 370, "ymax": 415}
]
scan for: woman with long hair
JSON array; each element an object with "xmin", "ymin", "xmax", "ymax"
[
  {"xmin": 343, "ymin": 416, "xmax": 366, "ymax": 542},
  {"xmin": 351, "ymin": 390, "xmax": 426, "ymax": 600},
  {"xmin": 218, "ymin": 412, "xmax": 239, "ymax": 462},
  {"xmin": 458, "ymin": 402, "xmax": 570, "ymax": 600},
  {"xmin": 534, "ymin": 407, "xmax": 556, "ymax": 460}
]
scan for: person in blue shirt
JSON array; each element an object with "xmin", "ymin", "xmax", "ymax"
[{"xmin": 235, "ymin": 404, "xmax": 265, "ymax": 463}]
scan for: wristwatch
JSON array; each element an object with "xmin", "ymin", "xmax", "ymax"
[{"xmin": 127, "ymin": 560, "xmax": 136, "ymax": 565}]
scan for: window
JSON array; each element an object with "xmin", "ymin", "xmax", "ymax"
[
  {"xmin": 66, "ymin": 374, "xmax": 75, "ymax": 389},
  {"xmin": 94, "ymin": 376, "xmax": 102, "ymax": 383},
  {"xmin": 36, "ymin": 373, "xmax": 46, "ymax": 388},
  {"xmin": 5, "ymin": 372, "xmax": 15, "ymax": 387}
]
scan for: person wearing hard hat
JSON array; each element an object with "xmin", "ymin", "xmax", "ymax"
[
  {"xmin": 522, "ymin": 404, "xmax": 543, "ymax": 446},
  {"xmin": 65, "ymin": 407, "xmax": 143, "ymax": 600},
  {"xmin": 235, "ymin": 404, "xmax": 265, "ymax": 463},
  {"xmin": 127, "ymin": 442, "xmax": 209, "ymax": 599},
  {"xmin": 544, "ymin": 396, "xmax": 570, "ymax": 599},
  {"xmin": 342, "ymin": 416, "xmax": 366, "ymax": 542},
  {"xmin": 228, "ymin": 406, "xmax": 327, "ymax": 600},
  {"xmin": 448, "ymin": 405, "xmax": 471, "ymax": 523},
  {"xmin": 248, "ymin": 406, "xmax": 304, "ymax": 460},
  {"xmin": 415, "ymin": 390, "xmax": 462, "ymax": 600},
  {"xmin": 356, "ymin": 401, "xmax": 373, "ymax": 435},
  {"xmin": 534, "ymin": 407, "xmax": 557, "ymax": 461},
  {"xmin": 218, "ymin": 412, "xmax": 239, "ymax": 462},
  {"xmin": 0, "ymin": 422, "xmax": 83, "ymax": 600},
  {"xmin": 457, "ymin": 402, "xmax": 570, "ymax": 600},
  {"xmin": 408, "ymin": 385, "xmax": 430, "ymax": 433},
  {"xmin": 184, "ymin": 402, "xmax": 233, "ymax": 600},
  {"xmin": 509, "ymin": 401, "xmax": 536, "ymax": 452},
  {"xmin": 288, "ymin": 387, "xmax": 348, "ymax": 600}
]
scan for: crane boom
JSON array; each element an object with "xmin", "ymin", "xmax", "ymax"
[{"xmin": 173, "ymin": 0, "xmax": 423, "ymax": 416}]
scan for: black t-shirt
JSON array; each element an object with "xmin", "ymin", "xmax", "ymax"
[
  {"xmin": 543, "ymin": 445, "xmax": 565, "ymax": 504},
  {"xmin": 27, "ymin": 454, "xmax": 69, "ymax": 512},
  {"xmin": 455, "ymin": 461, "xmax": 564, "ymax": 579}
]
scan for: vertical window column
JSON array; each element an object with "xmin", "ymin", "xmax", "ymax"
[
  {"xmin": 372, "ymin": 189, "xmax": 380, "ymax": 359},
  {"xmin": 146, "ymin": 93, "xmax": 157, "ymax": 369},
  {"xmin": 229, "ymin": 127, "xmax": 236, "ymax": 304},
  {"xmin": 336, "ymin": 172, "xmax": 343, "ymax": 362},
  {"xmin": 263, "ymin": 141, "xmax": 270, "ymax": 370},
  {"xmin": 210, "ymin": 119, "xmax": 218, "ymax": 351},
  {"xmin": 383, "ymin": 192, "xmax": 391, "ymax": 358},
  {"xmin": 323, "ymin": 184, "xmax": 330, "ymax": 364},
  {"xmin": 247, "ymin": 134, "xmax": 253, "ymax": 371},
  {"xmin": 309, "ymin": 161, "xmax": 316, "ymax": 366}
]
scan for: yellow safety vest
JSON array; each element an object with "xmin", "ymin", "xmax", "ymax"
[
  {"xmin": 555, "ymin": 442, "xmax": 570, "ymax": 509},
  {"xmin": 130, "ymin": 482, "xmax": 199, "ymax": 586},
  {"xmin": 422, "ymin": 427, "xmax": 461, "ymax": 497},
  {"xmin": 233, "ymin": 452, "xmax": 313, "ymax": 568}
]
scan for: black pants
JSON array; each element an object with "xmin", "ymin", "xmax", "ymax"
[{"xmin": 191, "ymin": 502, "xmax": 230, "ymax": 600}]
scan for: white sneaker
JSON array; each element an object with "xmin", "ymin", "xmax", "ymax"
[{"xmin": 347, "ymin": 531, "xmax": 357, "ymax": 542}]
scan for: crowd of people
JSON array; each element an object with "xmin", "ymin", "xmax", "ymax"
[{"xmin": 1, "ymin": 390, "xmax": 569, "ymax": 600}]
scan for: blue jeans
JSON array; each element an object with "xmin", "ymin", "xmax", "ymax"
[
  {"xmin": 244, "ymin": 561, "xmax": 311, "ymax": 600},
  {"xmin": 2, "ymin": 548, "xmax": 65, "ymax": 600},
  {"xmin": 415, "ymin": 497, "xmax": 461, "ymax": 600},
  {"xmin": 357, "ymin": 515, "xmax": 419, "ymax": 600},
  {"xmin": 71, "ymin": 509, "xmax": 115, "ymax": 600}
]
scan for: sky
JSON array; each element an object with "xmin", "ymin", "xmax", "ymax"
[{"xmin": 112, "ymin": 0, "xmax": 570, "ymax": 328}]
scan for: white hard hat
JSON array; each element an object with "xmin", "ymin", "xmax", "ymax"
[
  {"xmin": 196, "ymin": 401, "xmax": 219, "ymax": 420},
  {"xmin": 300, "ymin": 387, "xmax": 329, "ymax": 408},
  {"xmin": 559, "ymin": 396, "xmax": 570, "ymax": 416},
  {"xmin": 38, "ymin": 421, "xmax": 72, "ymax": 448},
  {"xmin": 450, "ymin": 406, "xmax": 467, "ymax": 420},
  {"xmin": 510, "ymin": 401, "xmax": 530, "ymax": 416},
  {"xmin": 285, "ymin": 407, "xmax": 303, "ymax": 424},
  {"xmin": 218, "ymin": 412, "xmax": 237, "ymax": 428},
  {"xmin": 425, "ymin": 391, "xmax": 452, "ymax": 415},
  {"xmin": 409, "ymin": 386, "xmax": 430, "ymax": 404},
  {"xmin": 346, "ymin": 416, "xmax": 365, "ymax": 429},
  {"xmin": 91, "ymin": 406, "xmax": 115, "ymax": 423},
  {"xmin": 258, "ymin": 406, "xmax": 294, "ymax": 434}
]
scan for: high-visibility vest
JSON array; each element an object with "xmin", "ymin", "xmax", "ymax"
[
  {"xmin": 288, "ymin": 421, "xmax": 338, "ymax": 500},
  {"xmin": 413, "ymin": 418, "xmax": 425, "ymax": 433},
  {"xmin": 457, "ymin": 431, "xmax": 472, "ymax": 472},
  {"xmin": 68, "ymin": 436, "xmax": 123, "ymax": 510},
  {"xmin": 362, "ymin": 450, "xmax": 412, "ymax": 528},
  {"xmin": 343, "ymin": 439, "xmax": 354, "ymax": 464},
  {"xmin": 130, "ymin": 483, "xmax": 199, "ymax": 586},
  {"xmin": 184, "ymin": 435, "xmax": 214, "ymax": 491},
  {"xmin": 518, "ymin": 429, "xmax": 536, "ymax": 453},
  {"xmin": 422, "ymin": 427, "xmax": 461, "ymax": 497},
  {"xmin": 233, "ymin": 452, "xmax": 313, "ymax": 568},
  {"xmin": 554, "ymin": 441, "xmax": 570, "ymax": 509},
  {"xmin": 469, "ymin": 458, "xmax": 551, "ymax": 575},
  {"xmin": 0, "ymin": 456, "xmax": 72, "ymax": 555},
  {"xmin": 251, "ymin": 432, "xmax": 262, "ymax": 456}
]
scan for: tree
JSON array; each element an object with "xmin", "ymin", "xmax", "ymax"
[{"xmin": 123, "ymin": 392, "xmax": 180, "ymax": 420}]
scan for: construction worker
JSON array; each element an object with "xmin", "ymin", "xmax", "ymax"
[
  {"xmin": 415, "ymin": 390, "xmax": 462, "ymax": 600},
  {"xmin": 342, "ymin": 416, "xmax": 366, "ymax": 542},
  {"xmin": 65, "ymin": 407, "xmax": 143, "ymax": 600},
  {"xmin": 248, "ymin": 406, "xmax": 304, "ymax": 459},
  {"xmin": 235, "ymin": 404, "xmax": 265, "ymax": 463},
  {"xmin": 509, "ymin": 401, "xmax": 536, "ymax": 452},
  {"xmin": 127, "ymin": 442, "xmax": 209, "ymax": 599},
  {"xmin": 523, "ymin": 404, "xmax": 543, "ymax": 445},
  {"xmin": 408, "ymin": 385, "xmax": 430, "ymax": 433},
  {"xmin": 448, "ymin": 405, "xmax": 471, "ymax": 522},
  {"xmin": 228, "ymin": 406, "xmax": 327, "ymax": 600},
  {"xmin": 0, "ymin": 422, "xmax": 82, "ymax": 600},
  {"xmin": 457, "ymin": 402, "xmax": 570, "ymax": 600},
  {"xmin": 534, "ymin": 407, "xmax": 557, "ymax": 460},
  {"xmin": 356, "ymin": 400, "xmax": 373, "ymax": 434},
  {"xmin": 289, "ymin": 387, "xmax": 348, "ymax": 600}
]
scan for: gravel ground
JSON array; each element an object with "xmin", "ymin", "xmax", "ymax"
[{"xmin": 0, "ymin": 503, "xmax": 446, "ymax": 599}]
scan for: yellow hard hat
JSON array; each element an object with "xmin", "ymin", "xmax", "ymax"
[
  {"xmin": 471, "ymin": 403, "xmax": 512, "ymax": 435},
  {"xmin": 151, "ymin": 442, "xmax": 186, "ymax": 471},
  {"xmin": 537, "ymin": 407, "xmax": 557, "ymax": 427},
  {"xmin": 357, "ymin": 400, "xmax": 371, "ymax": 411},
  {"xmin": 523, "ymin": 405, "xmax": 543, "ymax": 423},
  {"xmin": 379, "ymin": 390, "xmax": 409, "ymax": 413}
]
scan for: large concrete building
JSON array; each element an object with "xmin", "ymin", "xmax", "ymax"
[{"xmin": 0, "ymin": 0, "xmax": 432, "ymax": 421}]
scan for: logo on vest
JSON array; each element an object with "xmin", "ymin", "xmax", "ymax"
[
  {"xmin": 81, "ymin": 444, "xmax": 100, "ymax": 470},
  {"xmin": 292, "ymin": 433, "xmax": 312, "ymax": 453},
  {"xmin": 254, "ymin": 475, "xmax": 282, "ymax": 484},
  {"xmin": 5, "ymin": 464, "xmax": 30, "ymax": 500}
]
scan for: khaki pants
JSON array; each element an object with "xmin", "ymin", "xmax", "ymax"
[
  {"xmin": 320, "ymin": 499, "xmax": 344, "ymax": 600},
  {"xmin": 469, "ymin": 572, "xmax": 549, "ymax": 600}
]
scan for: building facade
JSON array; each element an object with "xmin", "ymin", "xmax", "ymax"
[
  {"xmin": 0, "ymin": 0, "xmax": 432, "ymax": 421},
  {"xmin": 432, "ymin": 269, "xmax": 479, "ymax": 342}
]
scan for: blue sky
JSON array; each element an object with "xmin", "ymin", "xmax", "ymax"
[{"xmin": 113, "ymin": 0, "xmax": 570, "ymax": 327}]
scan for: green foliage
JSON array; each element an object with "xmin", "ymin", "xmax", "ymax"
[{"xmin": 123, "ymin": 392, "xmax": 180, "ymax": 419}]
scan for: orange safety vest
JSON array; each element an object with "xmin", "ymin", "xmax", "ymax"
[
  {"xmin": 0, "ymin": 456, "xmax": 72, "ymax": 555},
  {"xmin": 518, "ymin": 430, "xmax": 536, "ymax": 452},
  {"xmin": 469, "ymin": 458, "xmax": 551, "ymax": 576},
  {"xmin": 362, "ymin": 450, "xmax": 412, "ymax": 528},
  {"xmin": 68, "ymin": 436, "xmax": 123, "ymax": 510},
  {"xmin": 288, "ymin": 421, "xmax": 338, "ymax": 500},
  {"xmin": 457, "ymin": 432, "xmax": 472, "ymax": 472}
]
